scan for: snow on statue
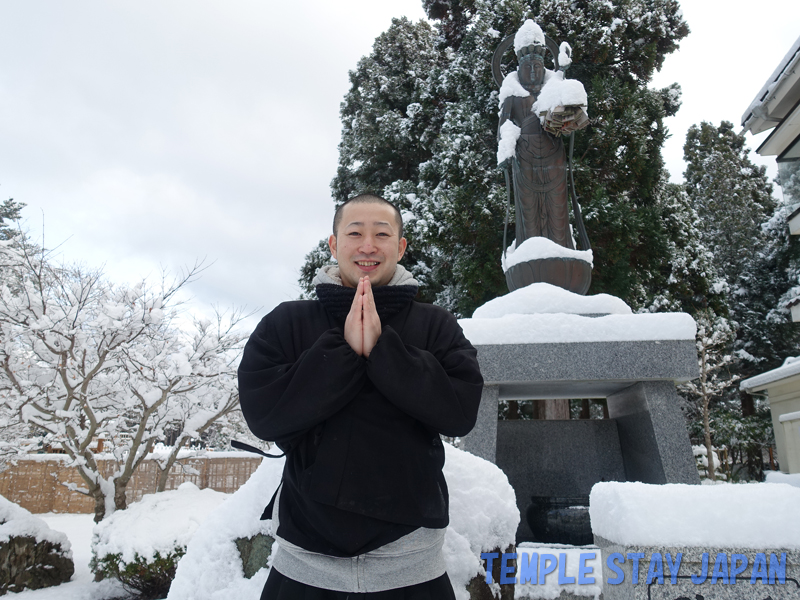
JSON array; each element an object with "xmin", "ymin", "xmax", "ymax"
[{"xmin": 494, "ymin": 19, "xmax": 591, "ymax": 295}]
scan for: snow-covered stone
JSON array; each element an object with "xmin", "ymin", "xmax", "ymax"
[
  {"xmin": 0, "ymin": 494, "xmax": 71, "ymax": 549},
  {"xmin": 442, "ymin": 443, "xmax": 519, "ymax": 599},
  {"xmin": 589, "ymin": 481, "xmax": 800, "ymax": 548},
  {"xmin": 0, "ymin": 495, "xmax": 74, "ymax": 594},
  {"xmin": 765, "ymin": 471, "xmax": 800, "ymax": 488},
  {"xmin": 502, "ymin": 237, "xmax": 593, "ymax": 272},
  {"xmin": 459, "ymin": 312, "xmax": 696, "ymax": 345},
  {"xmin": 515, "ymin": 544, "xmax": 602, "ymax": 599},
  {"xmin": 472, "ymin": 283, "xmax": 631, "ymax": 319}
]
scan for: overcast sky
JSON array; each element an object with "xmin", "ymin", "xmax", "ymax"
[{"xmin": 1, "ymin": 1, "xmax": 798, "ymax": 330}]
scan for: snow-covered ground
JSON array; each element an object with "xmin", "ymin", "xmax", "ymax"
[{"xmin": 10, "ymin": 513, "xmax": 127, "ymax": 600}]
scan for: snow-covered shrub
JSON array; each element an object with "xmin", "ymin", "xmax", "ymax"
[
  {"xmin": 168, "ymin": 444, "xmax": 518, "ymax": 600},
  {"xmin": 0, "ymin": 494, "xmax": 74, "ymax": 594},
  {"xmin": 91, "ymin": 482, "xmax": 227, "ymax": 598}
]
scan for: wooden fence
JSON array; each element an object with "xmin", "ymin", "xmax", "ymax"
[{"xmin": 0, "ymin": 455, "xmax": 263, "ymax": 514}]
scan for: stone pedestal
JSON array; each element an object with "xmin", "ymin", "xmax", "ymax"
[
  {"xmin": 594, "ymin": 537, "xmax": 800, "ymax": 600},
  {"xmin": 460, "ymin": 338, "xmax": 700, "ymax": 541}
]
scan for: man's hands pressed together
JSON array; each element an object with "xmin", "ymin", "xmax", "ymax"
[{"xmin": 344, "ymin": 277, "xmax": 382, "ymax": 358}]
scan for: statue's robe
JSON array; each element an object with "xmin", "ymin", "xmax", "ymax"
[{"xmin": 500, "ymin": 94, "xmax": 572, "ymax": 250}]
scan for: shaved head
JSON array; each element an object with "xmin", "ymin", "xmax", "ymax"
[{"xmin": 333, "ymin": 194, "xmax": 403, "ymax": 239}]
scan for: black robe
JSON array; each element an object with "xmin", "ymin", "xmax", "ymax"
[{"xmin": 237, "ymin": 286, "xmax": 483, "ymax": 557}]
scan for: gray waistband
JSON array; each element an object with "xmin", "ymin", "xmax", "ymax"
[{"xmin": 270, "ymin": 485, "xmax": 447, "ymax": 592}]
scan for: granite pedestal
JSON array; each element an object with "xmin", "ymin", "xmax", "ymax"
[
  {"xmin": 460, "ymin": 339, "xmax": 701, "ymax": 541},
  {"xmin": 594, "ymin": 538, "xmax": 799, "ymax": 600}
]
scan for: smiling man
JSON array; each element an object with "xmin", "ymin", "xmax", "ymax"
[{"xmin": 238, "ymin": 193, "xmax": 484, "ymax": 599}]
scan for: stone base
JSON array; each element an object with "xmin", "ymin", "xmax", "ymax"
[
  {"xmin": 495, "ymin": 419, "xmax": 626, "ymax": 541},
  {"xmin": 595, "ymin": 537, "xmax": 800, "ymax": 600},
  {"xmin": 0, "ymin": 535, "xmax": 74, "ymax": 594}
]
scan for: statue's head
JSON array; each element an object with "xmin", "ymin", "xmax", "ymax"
[
  {"xmin": 516, "ymin": 46, "xmax": 546, "ymax": 92},
  {"xmin": 513, "ymin": 20, "xmax": 547, "ymax": 92}
]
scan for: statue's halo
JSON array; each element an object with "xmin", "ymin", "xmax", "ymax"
[{"xmin": 491, "ymin": 33, "xmax": 560, "ymax": 89}]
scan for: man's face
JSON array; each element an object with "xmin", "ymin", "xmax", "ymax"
[{"xmin": 328, "ymin": 202, "xmax": 407, "ymax": 288}]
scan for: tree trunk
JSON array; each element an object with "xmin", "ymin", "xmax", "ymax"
[
  {"xmin": 155, "ymin": 439, "xmax": 190, "ymax": 492},
  {"xmin": 114, "ymin": 478, "xmax": 128, "ymax": 511},
  {"xmin": 700, "ymin": 347, "xmax": 716, "ymax": 481},
  {"xmin": 92, "ymin": 488, "xmax": 106, "ymax": 523},
  {"xmin": 703, "ymin": 404, "xmax": 716, "ymax": 482},
  {"xmin": 580, "ymin": 399, "xmax": 591, "ymax": 419},
  {"xmin": 740, "ymin": 390, "xmax": 755, "ymax": 417}
]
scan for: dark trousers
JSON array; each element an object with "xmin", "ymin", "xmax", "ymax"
[{"xmin": 260, "ymin": 568, "xmax": 457, "ymax": 600}]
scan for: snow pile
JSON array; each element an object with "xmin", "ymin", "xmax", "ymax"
[
  {"xmin": 472, "ymin": 283, "xmax": 631, "ymax": 319},
  {"xmin": 514, "ymin": 19, "xmax": 545, "ymax": 53},
  {"xmin": 532, "ymin": 70, "xmax": 588, "ymax": 116},
  {"xmin": 93, "ymin": 482, "xmax": 228, "ymax": 565},
  {"xmin": 442, "ymin": 443, "xmax": 519, "ymax": 600},
  {"xmin": 502, "ymin": 236, "xmax": 593, "ymax": 272},
  {"xmin": 460, "ymin": 312, "xmax": 696, "ymax": 345},
  {"xmin": 766, "ymin": 471, "xmax": 800, "ymax": 488},
  {"xmin": 497, "ymin": 120, "xmax": 522, "ymax": 164},
  {"xmin": 590, "ymin": 482, "xmax": 800, "ymax": 548},
  {"xmin": 515, "ymin": 544, "xmax": 602, "ymax": 599},
  {"xmin": 0, "ymin": 494, "xmax": 71, "ymax": 552},
  {"xmin": 167, "ymin": 457, "xmax": 284, "ymax": 600},
  {"xmin": 168, "ymin": 445, "xmax": 518, "ymax": 600}
]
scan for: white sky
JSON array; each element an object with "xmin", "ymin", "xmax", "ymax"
[{"xmin": 1, "ymin": 1, "xmax": 798, "ymax": 330}]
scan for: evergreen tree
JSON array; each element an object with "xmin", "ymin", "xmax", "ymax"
[
  {"xmin": 301, "ymin": 0, "xmax": 691, "ymax": 317},
  {"xmin": 682, "ymin": 120, "xmax": 800, "ymax": 478},
  {"xmin": 0, "ymin": 198, "xmax": 25, "ymax": 240},
  {"xmin": 683, "ymin": 121, "xmax": 776, "ymax": 287},
  {"xmin": 682, "ymin": 121, "xmax": 800, "ymax": 382}
]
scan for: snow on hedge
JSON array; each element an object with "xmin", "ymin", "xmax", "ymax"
[
  {"xmin": 473, "ymin": 283, "xmax": 631, "ymax": 319},
  {"xmin": 502, "ymin": 237, "xmax": 593, "ymax": 272},
  {"xmin": 460, "ymin": 312, "xmax": 696, "ymax": 345},
  {"xmin": 168, "ymin": 444, "xmax": 518, "ymax": 600},
  {"xmin": 590, "ymin": 482, "xmax": 800, "ymax": 548},
  {"xmin": 92, "ymin": 482, "xmax": 228, "ymax": 564},
  {"xmin": 0, "ymin": 493, "xmax": 71, "ymax": 552}
]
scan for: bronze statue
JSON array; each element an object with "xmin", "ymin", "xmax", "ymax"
[{"xmin": 494, "ymin": 21, "xmax": 591, "ymax": 295}]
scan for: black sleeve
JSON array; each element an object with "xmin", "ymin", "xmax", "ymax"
[
  {"xmin": 365, "ymin": 313, "xmax": 483, "ymax": 438},
  {"xmin": 237, "ymin": 308, "xmax": 366, "ymax": 442}
]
